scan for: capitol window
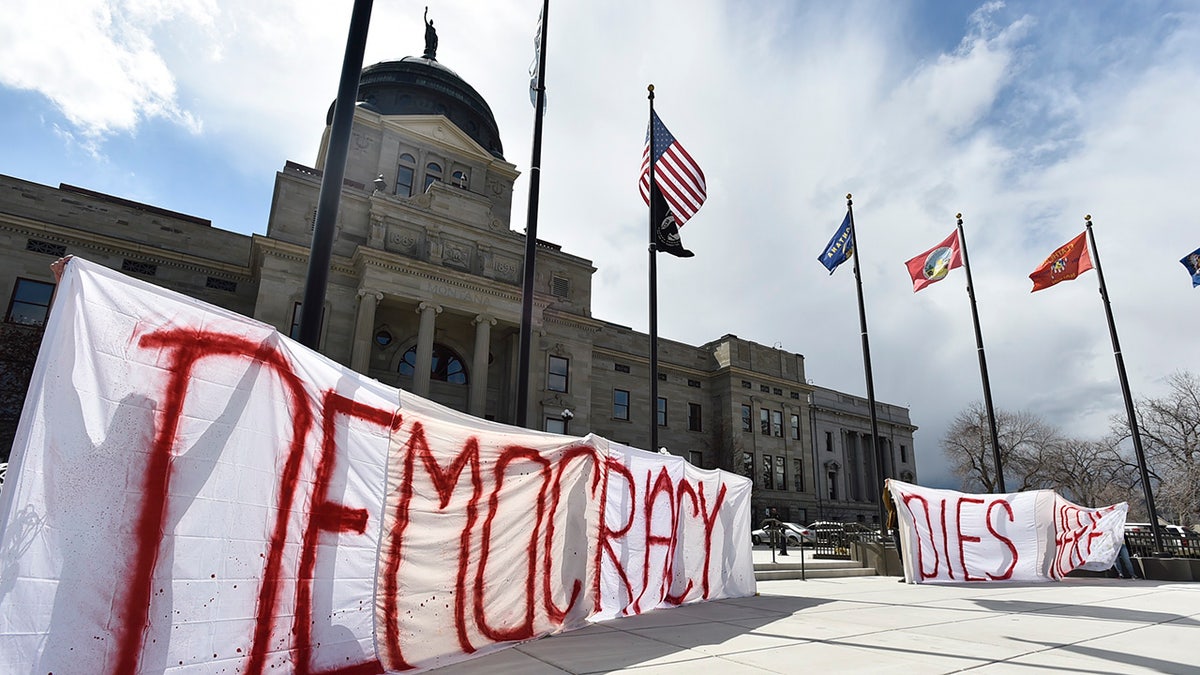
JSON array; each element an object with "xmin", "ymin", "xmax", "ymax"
[
  {"xmin": 396, "ymin": 154, "xmax": 416, "ymax": 196},
  {"xmin": 398, "ymin": 343, "xmax": 468, "ymax": 384},
  {"xmin": 5, "ymin": 278, "xmax": 54, "ymax": 327},
  {"xmin": 424, "ymin": 161, "xmax": 443, "ymax": 191}
]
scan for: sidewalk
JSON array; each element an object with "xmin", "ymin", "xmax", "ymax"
[{"xmin": 440, "ymin": 563, "xmax": 1200, "ymax": 674}]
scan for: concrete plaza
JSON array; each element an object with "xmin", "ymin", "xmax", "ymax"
[{"xmin": 439, "ymin": 552, "xmax": 1200, "ymax": 674}]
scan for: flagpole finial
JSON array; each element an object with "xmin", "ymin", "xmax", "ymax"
[
  {"xmin": 1085, "ymin": 214, "xmax": 1092, "ymax": 222},
  {"xmin": 648, "ymin": 84, "xmax": 654, "ymax": 93},
  {"xmin": 846, "ymin": 193, "xmax": 852, "ymax": 200},
  {"xmin": 956, "ymin": 213, "xmax": 963, "ymax": 220}
]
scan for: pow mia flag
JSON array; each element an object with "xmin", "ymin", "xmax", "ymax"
[{"xmin": 650, "ymin": 181, "xmax": 694, "ymax": 258}]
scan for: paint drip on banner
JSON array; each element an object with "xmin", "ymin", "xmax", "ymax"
[{"xmin": 0, "ymin": 257, "xmax": 755, "ymax": 674}]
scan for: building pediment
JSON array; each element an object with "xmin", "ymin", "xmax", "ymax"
[{"xmin": 383, "ymin": 115, "xmax": 513, "ymax": 173}]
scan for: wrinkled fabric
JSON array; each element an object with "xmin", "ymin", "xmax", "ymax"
[
  {"xmin": 0, "ymin": 258, "xmax": 754, "ymax": 674},
  {"xmin": 888, "ymin": 479, "xmax": 1126, "ymax": 583}
]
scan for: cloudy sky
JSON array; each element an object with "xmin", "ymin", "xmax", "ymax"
[{"xmin": 2, "ymin": 0, "xmax": 1199, "ymax": 489}]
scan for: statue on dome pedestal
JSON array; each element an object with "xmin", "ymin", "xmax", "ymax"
[{"xmin": 423, "ymin": 7, "xmax": 438, "ymax": 60}]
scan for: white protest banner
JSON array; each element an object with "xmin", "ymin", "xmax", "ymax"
[
  {"xmin": 887, "ymin": 479, "xmax": 1126, "ymax": 584},
  {"xmin": 0, "ymin": 258, "xmax": 755, "ymax": 673}
]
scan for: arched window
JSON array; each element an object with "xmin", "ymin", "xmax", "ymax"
[
  {"xmin": 398, "ymin": 343, "xmax": 468, "ymax": 384},
  {"xmin": 396, "ymin": 153, "xmax": 416, "ymax": 196},
  {"xmin": 451, "ymin": 169, "xmax": 468, "ymax": 189},
  {"xmin": 424, "ymin": 162, "xmax": 443, "ymax": 192}
]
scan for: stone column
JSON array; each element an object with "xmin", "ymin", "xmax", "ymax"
[
  {"xmin": 863, "ymin": 432, "xmax": 878, "ymax": 499},
  {"xmin": 413, "ymin": 302, "xmax": 442, "ymax": 397},
  {"xmin": 880, "ymin": 437, "xmax": 894, "ymax": 490},
  {"xmin": 351, "ymin": 289, "xmax": 383, "ymax": 373},
  {"xmin": 503, "ymin": 331, "xmax": 520, "ymax": 424},
  {"xmin": 844, "ymin": 431, "xmax": 857, "ymax": 501},
  {"xmin": 469, "ymin": 314, "xmax": 496, "ymax": 417}
]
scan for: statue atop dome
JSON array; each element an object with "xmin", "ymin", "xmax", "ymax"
[{"xmin": 423, "ymin": 7, "xmax": 438, "ymax": 60}]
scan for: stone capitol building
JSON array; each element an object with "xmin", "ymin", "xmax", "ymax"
[{"xmin": 0, "ymin": 36, "xmax": 917, "ymax": 527}]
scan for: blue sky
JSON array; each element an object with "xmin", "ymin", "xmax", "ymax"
[{"xmin": 2, "ymin": 0, "xmax": 1199, "ymax": 490}]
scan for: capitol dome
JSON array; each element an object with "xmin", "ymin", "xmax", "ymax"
[{"xmin": 326, "ymin": 56, "xmax": 504, "ymax": 159}]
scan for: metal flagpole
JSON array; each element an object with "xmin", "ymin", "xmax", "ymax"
[
  {"xmin": 515, "ymin": 0, "xmax": 551, "ymax": 427},
  {"xmin": 845, "ymin": 195, "xmax": 888, "ymax": 535},
  {"xmin": 1084, "ymin": 215, "xmax": 1164, "ymax": 554},
  {"xmin": 647, "ymin": 85, "xmax": 660, "ymax": 454},
  {"xmin": 298, "ymin": 0, "xmax": 374, "ymax": 349},
  {"xmin": 956, "ymin": 214, "xmax": 1006, "ymax": 493}
]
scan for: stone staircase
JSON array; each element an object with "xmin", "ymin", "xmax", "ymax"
[{"xmin": 752, "ymin": 549, "xmax": 886, "ymax": 581}]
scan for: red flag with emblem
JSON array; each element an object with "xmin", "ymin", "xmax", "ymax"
[
  {"xmin": 1029, "ymin": 231, "xmax": 1093, "ymax": 292},
  {"xmin": 904, "ymin": 230, "xmax": 962, "ymax": 292}
]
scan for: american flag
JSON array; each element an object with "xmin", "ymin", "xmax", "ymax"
[{"xmin": 639, "ymin": 111, "xmax": 707, "ymax": 226}]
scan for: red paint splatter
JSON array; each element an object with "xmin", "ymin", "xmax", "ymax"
[
  {"xmin": 474, "ymin": 446, "xmax": 551, "ymax": 643},
  {"xmin": 955, "ymin": 497, "xmax": 986, "ymax": 581},
  {"xmin": 379, "ymin": 423, "xmax": 482, "ymax": 670},
  {"xmin": 119, "ymin": 329, "xmax": 314, "ymax": 675},
  {"xmin": 295, "ymin": 390, "xmax": 399, "ymax": 675},
  {"xmin": 541, "ymin": 446, "xmax": 602, "ymax": 624},
  {"xmin": 593, "ymin": 458, "xmax": 636, "ymax": 612},
  {"xmin": 986, "ymin": 500, "xmax": 1017, "ymax": 580}
]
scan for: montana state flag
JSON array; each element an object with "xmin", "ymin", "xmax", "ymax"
[
  {"xmin": 1029, "ymin": 231, "xmax": 1092, "ymax": 292},
  {"xmin": 1180, "ymin": 247, "xmax": 1200, "ymax": 287},
  {"xmin": 905, "ymin": 231, "xmax": 962, "ymax": 292},
  {"xmin": 818, "ymin": 212, "xmax": 854, "ymax": 274}
]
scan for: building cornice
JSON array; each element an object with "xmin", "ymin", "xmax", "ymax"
[
  {"xmin": 590, "ymin": 345, "xmax": 713, "ymax": 380},
  {"xmin": 542, "ymin": 308, "xmax": 605, "ymax": 337},
  {"xmin": 810, "ymin": 406, "xmax": 918, "ymax": 432},
  {"xmin": 351, "ymin": 245, "xmax": 526, "ymax": 305},
  {"xmin": 2, "ymin": 216, "xmax": 253, "ymax": 279},
  {"xmin": 253, "ymin": 235, "xmax": 356, "ymax": 276},
  {"xmin": 712, "ymin": 365, "xmax": 814, "ymax": 396}
]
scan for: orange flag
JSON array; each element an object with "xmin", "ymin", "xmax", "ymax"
[{"xmin": 1029, "ymin": 231, "xmax": 1093, "ymax": 292}]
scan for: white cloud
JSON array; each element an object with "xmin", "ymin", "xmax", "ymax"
[
  {"xmin": 0, "ymin": 0, "xmax": 208, "ymax": 144},
  {"xmin": 3, "ymin": 0, "xmax": 1200, "ymax": 491}
]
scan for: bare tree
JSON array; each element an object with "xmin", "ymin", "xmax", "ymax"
[
  {"xmin": 940, "ymin": 374, "xmax": 1200, "ymax": 518},
  {"xmin": 1042, "ymin": 436, "xmax": 1134, "ymax": 508},
  {"xmin": 1110, "ymin": 371, "xmax": 1200, "ymax": 526},
  {"xmin": 941, "ymin": 402, "xmax": 1061, "ymax": 493}
]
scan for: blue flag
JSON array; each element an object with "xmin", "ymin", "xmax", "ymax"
[
  {"xmin": 818, "ymin": 212, "xmax": 854, "ymax": 274},
  {"xmin": 1181, "ymin": 247, "xmax": 1200, "ymax": 287}
]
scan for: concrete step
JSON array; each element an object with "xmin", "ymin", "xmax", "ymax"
[
  {"xmin": 754, "ymin": 557, "xmax": 862, "ymax": 570},
  {"xmin": 753, "ymin": 554, "xmax": 878, "ymax": 581},
  {"xmin": 756, "ymin": 566, "xmax": 877, "ymax": 581}
]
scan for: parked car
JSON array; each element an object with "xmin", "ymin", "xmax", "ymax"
[
  {"xmin": 1125, "ymin": 522, "xmax": 1190, "ymax": 540},
  {"xmin": 808, "ymin": 521, "xmax": 875, "ymax": 533},
  {"xmin": 806, "ymin": 521, "xmax": 887, "ymax": 545},
  {"xmin": 751, "ymin": 522, "xmax": 815, "ymax": 546}
]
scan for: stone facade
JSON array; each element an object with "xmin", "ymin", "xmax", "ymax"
[
  {"xmin": 0, "ymin": 56, "xmax": 917, "ymax": 525},
  {"xmin": 805, "ymin": 388, "xmax": 917, "ymax": 525}
]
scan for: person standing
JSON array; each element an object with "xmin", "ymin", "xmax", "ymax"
[
  {"xmin": 1114, "ymin": 541, "xmax": 1138, "ymax": 579},
  {"xmin": 884, "ymin": 485, "xmax": 905, "ymax": 581}
]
